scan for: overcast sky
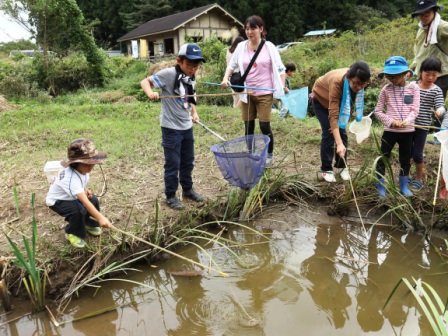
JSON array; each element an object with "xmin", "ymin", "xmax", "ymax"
[{"xmin": 0, "ymin": 10, "xmax": 32, "ymax": 43}]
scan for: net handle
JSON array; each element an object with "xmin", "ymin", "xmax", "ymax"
[{"xmin": 196, "ymin": 120, "xmax": 227, "ymax": 141}]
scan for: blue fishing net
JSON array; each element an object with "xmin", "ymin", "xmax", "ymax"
[
  {"xmin": 279, "ymin": 87, "xmax": 308, "ymax": 119},
  {"xmin": 211, "ymin": 134, "xmax": 270, "ymax": 190}
]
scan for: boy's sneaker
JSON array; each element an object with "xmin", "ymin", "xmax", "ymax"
[
  {"xmin": 408, "ymin": 180, "xmax": 423, "ymax": 192},
  {"xmin": 65, "ymin": 234, "xmax": 85, "ymax": 248},
  {"xmin": 166, "ymin": 196, "xmax": 184, "ymax": 210},
  {"xmin": 265, "ymin": 156, "xmax": 274, "ymax": 168},
  {"xmin": 183, "ymin": 189, "xmax": 204, "ymax": 202},
  {"xmin": 86, "ymin": 225, "xmax": 102, "ymax": 236},
  {"xmin": 318, "ymin": 171, "xmax": 337, "ymax": 183},
  {"xmin": 337, "ymin": 168, "xmax": 351, "ymax": 181}
]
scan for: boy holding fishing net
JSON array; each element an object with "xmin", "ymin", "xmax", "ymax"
[
  {"xmin": 141, "ymin": 43, "xmax": 206, "ymax": 210},
  {"xmin": 46, "ymin": 139, "xmax": 112, "ymax": 248}
]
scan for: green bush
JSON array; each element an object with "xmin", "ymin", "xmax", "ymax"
[{"xmin": 103, "ymin": 56, "xmax": 135, "ymax": 79}]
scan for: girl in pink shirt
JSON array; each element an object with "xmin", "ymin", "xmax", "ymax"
[{"xmin": 374, "ymin": 56, "xmax": 420, "ymax": 198}]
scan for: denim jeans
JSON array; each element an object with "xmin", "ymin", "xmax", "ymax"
[
  {"xmin": 312, "ymin": 98, "xmax": 348, "ymax": 171},
  {"xmin": 49, "ymin": 196, "xmax": 100, "ymax": 238},
  {"xmin": 161, "ymin": 127, "xmax": 194, "ymax": 198}
]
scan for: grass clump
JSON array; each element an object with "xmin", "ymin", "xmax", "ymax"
[{"xmin": 4, "ymin": 194, "xmax": 46, "ymax": 311}]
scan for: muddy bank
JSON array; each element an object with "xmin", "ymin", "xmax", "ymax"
[{"xmin": 1, "ymin": 102, "xmax": 448, "ymax": 310}]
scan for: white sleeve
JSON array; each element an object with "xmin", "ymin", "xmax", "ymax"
[{"xmin": 57, "ymin": 168, "xmax": 86, "ymax": 197}]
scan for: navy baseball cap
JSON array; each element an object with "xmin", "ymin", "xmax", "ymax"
[{"xmin": 178, "ymin": 43, "xmax": 206, "ymax": 62}]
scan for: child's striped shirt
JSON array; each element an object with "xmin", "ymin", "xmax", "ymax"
[
  {"xmin": 374, "ymin": 83, "xmax": 420, "ymax": 133},
  {"xmin": 413, "ymin": 83, "xmax": 444, "ymax": 127}
]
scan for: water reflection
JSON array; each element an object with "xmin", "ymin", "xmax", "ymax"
[
  {"xmin": 168, "ymin": 276, "xmax": 206, "ymax": 335},
  {"xmin": 70, "ymin": 288, "xmax": 118, "ymax": 336},
  {"xmin": 355, "ymin": 226, "xmax": 384, "ymax": 332},
  {"xmin": 301, "ymin": 225, "xmax": 352, "ymax": 329},
  {"xmin": 2, "ymin": 211, "xmax": 448, "ymax": 335}
]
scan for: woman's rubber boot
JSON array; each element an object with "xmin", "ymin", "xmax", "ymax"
[
  {"xmin": 399, "ymin": 176, "xmax": 413, "ymax": 197},
  {"xmin": 376, "ymin": 178, "xmax": 386, "ymax": 199}
]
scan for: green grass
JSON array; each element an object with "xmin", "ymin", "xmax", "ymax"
[{"xmin": 4, "ymin": 193, "xmax": 46, "ymax": 311}]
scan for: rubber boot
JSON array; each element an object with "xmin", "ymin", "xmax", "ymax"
[
  {"xmin": 376, "ymin": 178, "xmax": 386, "ymax": 198},
  {"xmin": 399, "ymin": 176, "xmax": 413, "ymax": 197},
  {"xmin": 439, "ymin": 177, "xmax": 448, "ymax": 199}
]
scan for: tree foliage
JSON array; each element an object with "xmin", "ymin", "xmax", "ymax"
[
  {"xmin": 120, "ymin": 0, "xmax": 172, "ymax": 31},
  {"xmin": 1, "ymin": 0, "xmax": 106, "ymax": 92},
  {"xmin": 75, "ymin": 0, "xmax": 134, "ymax": 49}
]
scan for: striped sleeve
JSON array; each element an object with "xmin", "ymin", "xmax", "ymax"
[
  {"xmin": 415, "ymin": 85, "xmax": 444, "ymax": 126},
  {"xmin": 374, "ymin": 85, "xmax": 394, "ymax": 127},
  {"xmin": 374, "ymin": 83, "xmax": 420, "ymax": 132}
]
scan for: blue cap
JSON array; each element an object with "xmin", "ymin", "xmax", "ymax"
[
  {"xmin": 378, "ymin": 56, "xmax": 413, "ymax": 79},
  {"xmin": 178, "ymin": 43, "xmax": 206, "ymax": 62}
]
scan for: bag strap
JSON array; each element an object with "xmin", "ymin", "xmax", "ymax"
[
  {"xmin": 436, "ymin": 43, "xmax": 448, "ymax": 57},
  {"xmin": 241, "ymin": 39, "xmax": 266, "ymax": 82}
]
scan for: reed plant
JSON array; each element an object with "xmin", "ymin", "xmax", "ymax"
[
  {"xmin": 57, "ymin": 249, "xmax": 154, "ymax": 313},
  {"xmin": 13, "ymin": 187, "xmax": 20, "ymax": 219},
  {"xmin": 168, "ymin": 219, "xmax": 269, "ymax": 273},
  {"xmin": 240, "ymin": 167, "xmax": 316, "ymax": 221},
  {"xmin": 383, "ymin": 277, "xmax": 448, "ymax": 336},
  {"xmin": 3, "ymin": 193, "xmax": 46, "ymax": 311}
]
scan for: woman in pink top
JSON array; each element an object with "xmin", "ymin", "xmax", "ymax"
[
  {"xmin": 226, "ymin": 36, "xmax": 245, "ymax": 108},
  {"xmin": 374, "ymin": 56, "xmax": 420, "ymax": 198},
  {"xmin": 221, "ymin": 15, "xmax": 286, "ymax": 168}
]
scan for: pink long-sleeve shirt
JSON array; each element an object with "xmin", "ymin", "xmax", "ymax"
[{"xmin": 374, "ymin": 83, "xmax": 420, "ymax": 132}]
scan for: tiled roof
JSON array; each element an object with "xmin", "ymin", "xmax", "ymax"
[{"xmin": 118, "ymin": 3, "xmax": 242, "ymax": 41}]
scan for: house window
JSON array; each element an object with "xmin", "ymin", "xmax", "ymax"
[{"xmin": 191, "ymin": 36, "xmax": 203, "ymax": 43}]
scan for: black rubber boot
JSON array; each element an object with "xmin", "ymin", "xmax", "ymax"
[
  {"xmin": 183, "ymin": 189, "xmax": 204, "ymax": 202},
  {"xmin": 166, "ymin": 196, "xmax": 184, "ymax": 210}
]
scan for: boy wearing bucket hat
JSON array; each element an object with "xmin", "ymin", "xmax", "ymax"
[
  {"xmin": 46, "ymin": 139, "xmax": 112, "ymax": 248},
  {"xmin": 374, "ymin": 56, "xmax": 420, "ymax": 198},
  {"xmin": 141, "ymin": 43, "xmax": 206, "ymax": 210}
]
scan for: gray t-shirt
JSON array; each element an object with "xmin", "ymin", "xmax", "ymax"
[{"xmin": 149, "ymin": 67, "xmax": 193, "ymax": 130}]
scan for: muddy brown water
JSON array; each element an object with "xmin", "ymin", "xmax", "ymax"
[{"xmin": 1, "ymin": 206, "xmax": 448, "ymax": 335}]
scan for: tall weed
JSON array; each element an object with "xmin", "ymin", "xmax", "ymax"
[{"xmin": 4, "ymin": 193, "xmax": 46, "ymax": 311}]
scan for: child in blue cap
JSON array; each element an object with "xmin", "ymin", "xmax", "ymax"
[
  {"xmin": 141, "ymin": 43, "xmax": 206, "ymax": 210},
  {"xmin": 374, "ymin": 56, "xmax": 420, "ymax": 198}
]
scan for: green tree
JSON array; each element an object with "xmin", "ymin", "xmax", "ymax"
[
  {"xmin": 76, "ymin": 0, "xmax": 133, "ymax": 49},
  {"xmin": 1, "ymin": 0, "xmax": 106, "ymax": 91},
  {"xmin": 350, "ymin": 5, "xmax": 388, "ymax": 34},
  {"xmin": 120, "ymin": 0, "xmax": 172, "ymax": 31},
  {"xmin": 0, "ymin": 39, "xmax": 36, "ymax": 55}
]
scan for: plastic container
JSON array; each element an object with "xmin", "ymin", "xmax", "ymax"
[
  {"xmin": 349, "ymin": 117, "xmax": 372, "ymax": 144},
  {"xmin": 44, "ymin": 161, "xmax": 63, "ymax": 184}
]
